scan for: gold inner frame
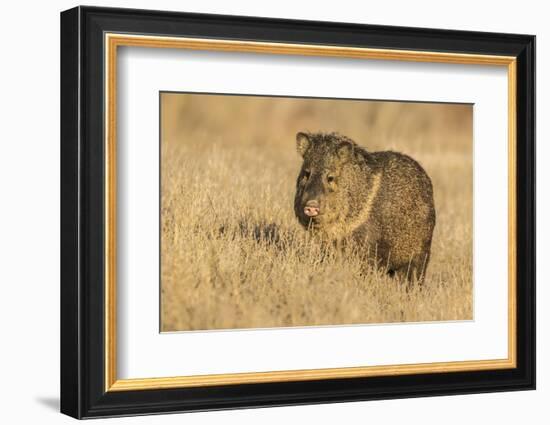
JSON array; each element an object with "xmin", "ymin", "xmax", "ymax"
[{"xmin": 104, "ymin": 33, "xmax": 517, "ymax": 392}]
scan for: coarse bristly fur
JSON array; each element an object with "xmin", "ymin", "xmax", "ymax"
[{"xmin": 294, "ymin": 131, "xmax": 436, "ymax": 283}]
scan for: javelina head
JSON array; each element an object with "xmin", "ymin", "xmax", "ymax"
[{"xmin": 294, "ymin": 132, "xmax": 365, "ymax": 231}]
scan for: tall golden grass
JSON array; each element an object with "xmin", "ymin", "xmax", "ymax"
[{"xmin": 160, "ymin": 93, "xmax": 473, "ymax": 331}]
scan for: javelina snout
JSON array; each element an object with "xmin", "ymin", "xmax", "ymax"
[
  {"xmin": 303, "ymin": 200, "xmax": 320, "ymax": 217},
  {"xmin": 294, "ymin": 131, "xmax": 436, "ymax": 283}
]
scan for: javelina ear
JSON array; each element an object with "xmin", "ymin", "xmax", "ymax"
[
  {"xmin": 336, "ymin": 142, "xmax": 354, "ymax": 162},
  {"xmin": 296, "ymin": 132, "xmax": 311, "ymax": 157}
]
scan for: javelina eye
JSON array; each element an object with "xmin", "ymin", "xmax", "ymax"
[
  {"xmin": 303, "ymin": 170, "xmax": 311, "ymax": 179},
  {"xmin": 327, "ymin": 175, "xmax": 335, "ymax": 183}
]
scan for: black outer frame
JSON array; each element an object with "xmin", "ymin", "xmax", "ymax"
[{"xmin": 60, "ymin": 5, "xmax": 535, "ymax": 419}]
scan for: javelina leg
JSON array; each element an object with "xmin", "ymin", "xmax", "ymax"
[
  {"xmin": 413, "ymin": 252, "xmax": 431, "ymax": 285},
  {"xmin": 365, "ymin": 243, "xmax": 393, "ymax": 277},
  {"xmin": 393, "ymin": 255, "xmax": 429, "ymax": 286}
]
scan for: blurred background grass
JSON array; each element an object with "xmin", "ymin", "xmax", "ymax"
[{"xmin": 161, "ymin": 93, "xmax": 472, "ymax": 331}]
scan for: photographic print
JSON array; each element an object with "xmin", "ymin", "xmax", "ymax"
[{"xmin": 160, "ymin": 93, "xmax": 473, "ymax": 332}]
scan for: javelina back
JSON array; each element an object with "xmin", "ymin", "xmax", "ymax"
[{"xmin": 294, "ymin": 131, "xmax": 436, "ymax": 282}]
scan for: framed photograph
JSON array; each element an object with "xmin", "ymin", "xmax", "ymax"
[{"xmin": 60, "ymin": 6, "xmax": 535, "ymax": 419}]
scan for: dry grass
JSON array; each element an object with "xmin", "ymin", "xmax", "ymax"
[{"xmin": 160, "ymin": 93, "xmax": 473, "ymax": 331}]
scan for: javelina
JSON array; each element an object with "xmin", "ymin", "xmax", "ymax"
[{"xmin": 294, "ymin": 131, "xmax": 436, "ymax": 283}]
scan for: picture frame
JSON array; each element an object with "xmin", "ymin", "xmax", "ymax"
[{"xmin": 60, "ymin": 5, "xmax": 535, "ymax": 419}]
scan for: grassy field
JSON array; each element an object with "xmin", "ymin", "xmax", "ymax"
[{"xmin": 160, "ymin": 93, "xmax": 473, "ymax": 332}]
